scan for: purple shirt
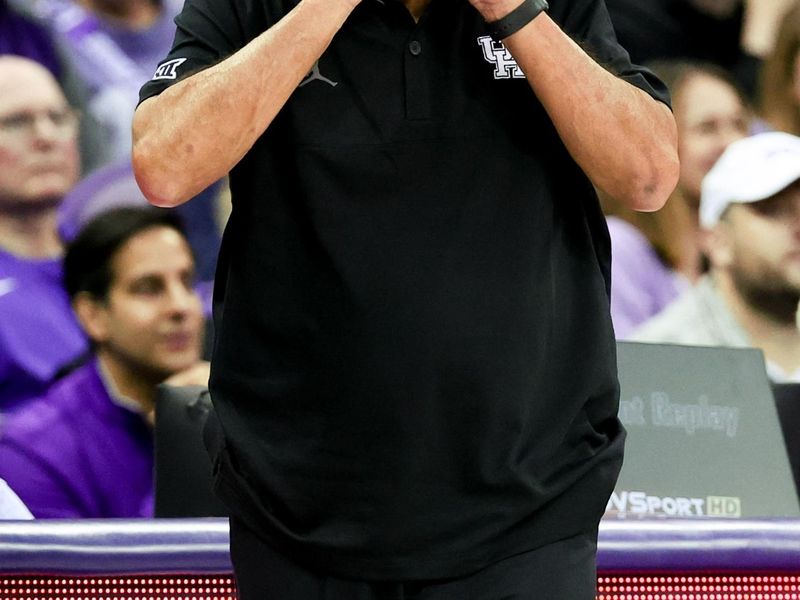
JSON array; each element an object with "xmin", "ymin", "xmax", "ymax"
[
  {"xmin": 26, "ymin": 0, "xmax": 183, "ymax": 162},
  {"xmin": 0, "ymin": 250, "xmax": 87, "ymax": 413},
  {"xmin": 0, "ymin": 1, "xmax": 62, "ymax": 78},
  {"xmin": 30, "ymin": 0, "xmax": 183, "ymax": 93},
  {"xmin": 96, "ymin": 0, "xmax": 182, "ymax": 82},
  {"xmin": 0, "ymin": 360, "xmax": 154, "ymax": 518},
  {"xmin": 607, "ymin": 216, "xmax": 687, "ymax": 339}
]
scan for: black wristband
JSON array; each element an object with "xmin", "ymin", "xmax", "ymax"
[{"xmin": 487, "ymin": 0, "xmax": 549, "ymax": 42}]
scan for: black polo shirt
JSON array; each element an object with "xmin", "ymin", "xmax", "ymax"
[{"xmin": 141, "ymin": 0, "xmax": 669, "ymax": 581}]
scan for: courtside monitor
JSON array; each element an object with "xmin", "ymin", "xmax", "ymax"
[{"xmin": 606, "ymin": 342, "xmax": 800, "ymax": 520}]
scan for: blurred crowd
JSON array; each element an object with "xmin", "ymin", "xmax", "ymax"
[{"xmin": 1, "ymin": 0, "xmax": 800, "ymax": 518}]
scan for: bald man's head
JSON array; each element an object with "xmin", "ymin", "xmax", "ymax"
[
  {"xmin": 0, "ymin": 56, "xmax": 80, "ymax": 213},
  {"xmin": 0, "ymin": 55, "xmax": 60, "ymax": 95}
]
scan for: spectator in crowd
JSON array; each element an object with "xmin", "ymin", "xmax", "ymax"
[
  {"xmin": 0, "ymin": 55, "xmax": 88, "ymax": 413},
  {"xmin": 2, "ymin": 1, "xmax": 112, "ymax": 173},
  {"xmin": 0, "ymin": 207, "xmax": 208, "ymax": 518},
  {"xmin": 607, "ymin": 61, "xmax": 752, "ymax": 338},
  {"xmin": 632, "ymin": 132, "xmax": 800, "ymax": 383},
  {"xmin": 57, "ymin": 158, "xmax": 224, "ymax": 285},
  {"xmin": 19, "ymin": 0, "xmax": 184, "ymax": 162},
  {"xmin": 759, "ymin": 0, "xmax": 800, "ymax": 136},
  {"xmin": 16, "ymin": 0, "xmax": 225, "ymax": 278}
]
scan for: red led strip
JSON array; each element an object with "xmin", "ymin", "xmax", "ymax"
[
  {"xmin": 3, "ymin": 574, "xmax": 800, "ymax": 599},
  {"xmin": 0, "ymin": 576, "xmax": 237, "ymax": 600},
  {"xmin": 597, "ymin": 574, "xmax": 800, "ymax": 599}
]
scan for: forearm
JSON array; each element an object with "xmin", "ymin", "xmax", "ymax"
[
  {"xmin": 742, "ymin": 0, "xmax": 795, "ymax": 57},
  {"xmin": 132, "ymin": 0, "xmax": 359, "ymax": 207},
  {"xmin": 499, "ymin": 12, "xmax": 679, "ymax": 211}
]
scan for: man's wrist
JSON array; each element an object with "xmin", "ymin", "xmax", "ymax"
[
  {"xmin": 485, "ymin": 0, "xmax": 549, "ymax": 41},
  {"xmin": 473, "ymin": 0, "xmax": 525, "ymax": 23}
]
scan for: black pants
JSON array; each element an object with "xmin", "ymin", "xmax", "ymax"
[{"xmin": 230, "ymin": 517, "xmax": 598, "ymax": 600}]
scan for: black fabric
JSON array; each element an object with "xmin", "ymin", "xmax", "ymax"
[
  {"xmin": 230, "ymin": 516, "xmax": 598, "ymax": 600},
  {"xmin": 154, "ymin": 385, "xmax": 228, "ymax": 517},
  {"xmin": 488, "ymin": 0, "xmax": 550, "ymax": 41},
  {"xmin": 140, "ymin": 0, "xmax": 668, "ymax": 581},
  {"xmin": 604, "ymin": 0, "xmax": 760, "ymax": 97},
  {"xmin": 772, "ymin": 383, "xmax": 800, "ymax": 502}
]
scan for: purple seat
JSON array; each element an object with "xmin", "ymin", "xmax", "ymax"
[
  {"xmin": 58, "ymin": 161, "xmax": 149, "ymax": 243},
  {"xmin": 58, "ymin": 161, "xmax": 222, "ymax": 282}
]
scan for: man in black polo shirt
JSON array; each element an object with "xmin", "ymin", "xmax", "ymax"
[{"xmin": 133, "ymin": 0, "xmax": 679, "ymax": 597}]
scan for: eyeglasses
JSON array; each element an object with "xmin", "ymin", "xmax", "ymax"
[{"xmin": 0, "ymin": 107, "xmax": 79, "ymax": 141}]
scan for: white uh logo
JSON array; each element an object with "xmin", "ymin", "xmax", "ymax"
[
  {"xmin": 477, "ymin": 36, "xmax": 525, "ymax": 80},
  {"xmin": 300, "ymin": 61, "xmax": 338, "ymax": 88}
]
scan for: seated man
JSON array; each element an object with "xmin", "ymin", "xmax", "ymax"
[
  {"xmin": 0, "ymin": 55, "xmax": 88, "ymax": 412},
  {"xmin": 632, "ymin": 131, "xmax": 800, "ymax": 382},
  {"xmin": 0, "ymin": 207, "xmax": 207, "ymax": 518}
]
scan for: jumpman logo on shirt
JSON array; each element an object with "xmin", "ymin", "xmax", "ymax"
[{"xmin": 300, "ymin": 61, "xmax": 338, "ymax": 88}]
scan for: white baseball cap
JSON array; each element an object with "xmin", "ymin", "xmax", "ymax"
[{"xmin": 700, "ymin": 131, "xmax": 800, "ymax": 228}]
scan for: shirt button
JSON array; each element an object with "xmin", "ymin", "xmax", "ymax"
[{"xmin": 408, "ymin": 40, "xmax": 422, "ymax": 56}]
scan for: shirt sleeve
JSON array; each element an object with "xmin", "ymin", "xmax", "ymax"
[
  {"xmin": 606, "ymin": 217, "xmax": 682, "ymax": 339},
  {"xmin": 550, "ymin": 0, "xmax": 672, "ymax": 108},
  {"xmin": 0, "ymin": 438, "xmax": 85, "ymax": 519},
  {"xmin": 138, "ymin": 0, "xmax": 247, "ymax": 105},
  {"xmin": 0, "ymin": 478, "xmax": 33, "ymax": 520}
]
